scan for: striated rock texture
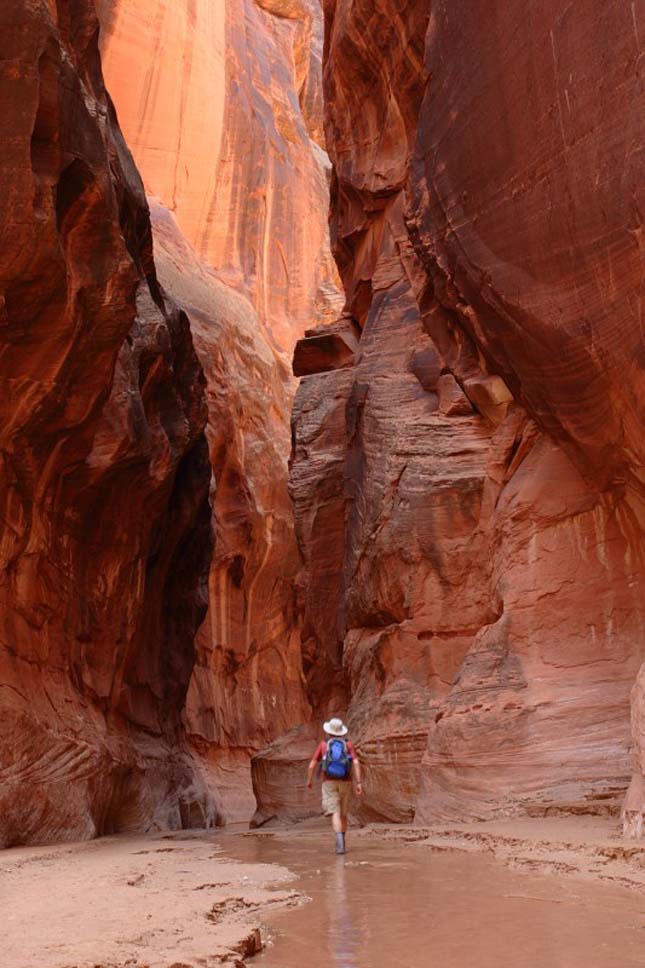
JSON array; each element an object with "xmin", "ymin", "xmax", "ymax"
[
  {"xmin": 150, "ymin": 202, "xmax": 312, "ymax": 821},
  {"xmin": 97, "ymin": 0, "xmax": 340, "ymax": 352},
  {"xmin": 250, "ymin": 724, "xmax": 321, "ymax": 826},
  {"xmin": 286, "ymin": 0, "xmax": 645, "ymax": 823},
  {"xmin": 0, "ymin": 0, "xmax": 215, "ymax": 845},
  {"xmin": 623, "ymin": 662, "xmax": 645, "ymax": 838},
  {"xmin": 97, "ymin": 0, "xmax": 341, "ymax": 819}
]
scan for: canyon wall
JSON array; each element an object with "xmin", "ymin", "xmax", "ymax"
[
  {"xmin": 623, "ymin": 661, "xmax": 645, "ymax": 836},
  {"xmin": 286, "ymin": 0, "xmax": 644, "ymax": 822},
  {"xmin": 98, "ymin": 0, "xmax": 339, "ymax": 351},
  {"xmin": 4, "ymin": 0, "xmax": 640, "ymax": 843},
  {"xmin": 98, "ymin": 0, "xmax": 341, "ymax": 818},
  {"xmin": 0, "ymin": 0, "xmax": 214, "ymax": 846},
  {"xmin": 150, "ymin": 202, "xmax": 313, "ymax": 820}
]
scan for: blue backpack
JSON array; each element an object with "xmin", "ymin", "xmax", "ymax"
[{"xmin": 323, "ymin": 738, "xmax": 352, "ymax": 779}]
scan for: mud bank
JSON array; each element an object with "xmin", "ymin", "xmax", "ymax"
[
  {"xmin": 2, "ymin": 830, "xmax": 303, "ymax": 967},
  {"xmin": 361, "ymin": 816, "xmax": 645, "ymax": 894}
]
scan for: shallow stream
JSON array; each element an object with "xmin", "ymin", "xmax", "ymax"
[{"xmin": 226, "ymin": 827, "xmax": 644, "ymax": 968}]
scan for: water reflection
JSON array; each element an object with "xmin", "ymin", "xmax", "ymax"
[
  {"xmin": 228, "ymin": 832, "xmax": 645, "ymax": 968},
  {"xmin": 325, "ymin": 859, "xmax": 364, "ymax": 967}
]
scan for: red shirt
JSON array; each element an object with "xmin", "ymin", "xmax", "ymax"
[{"xmin": 313, "ymin": 739, "xmax": 357, "ymax": 783}]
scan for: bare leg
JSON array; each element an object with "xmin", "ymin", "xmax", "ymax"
[{"xmin": 340, "ymin": 815, "xmax": 348, "ymax": 833}]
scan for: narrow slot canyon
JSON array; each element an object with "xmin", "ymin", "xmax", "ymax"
[{"xmin": 0, "ymin": 1, "xmax": 643, "ymax": 965}]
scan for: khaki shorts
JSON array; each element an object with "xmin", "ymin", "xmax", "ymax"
[{"xmin": 322, "ymin": 780, "xmax": 352, "ymax": 816}]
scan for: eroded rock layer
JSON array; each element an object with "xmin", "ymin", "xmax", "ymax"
[
  {"xmin": 286, "ymin": 0, "xmax": 644, "ymax": 823},
  {"xmin": 150, "ymin": 201, "xmax": 312, "ymax": 821},
  {"xmin": 98, "ymin": 0, "xmax": 340, "ymax": 352},
  {"xmin": 97, "ymin": 0, "xmax": 342, "ymax": 819},
  {"xmin": 0, "ymin": 0, "xmax": 214, "ymax": 846},
  {"xmin": 623, "ymin": 662, "xmax": 645, "ymax": 837}
]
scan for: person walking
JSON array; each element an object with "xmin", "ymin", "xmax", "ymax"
[{"xmin": 306, "ymin": 717, "xmax": 362, "ymax": 854}]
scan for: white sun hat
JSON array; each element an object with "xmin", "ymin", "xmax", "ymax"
[{"xmin": 323, "ymin": 717, "xmax": 348, "ymax": 737}]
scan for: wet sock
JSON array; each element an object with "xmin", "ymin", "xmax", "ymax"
[{"xmin": 335, "ymin": 832, "xmax": 345, "ymax": 854}]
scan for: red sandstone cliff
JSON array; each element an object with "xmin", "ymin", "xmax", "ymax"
[
  {"xmin": 98, "ymin": 0, "xmax": 340, "ymax": 352},
  {"xmin": 150, "ymin": 202, "xmax": 312, "ymax": 819},
  {"xmin": 283, "ymin": 0, "xmax": 645, "ymax": 823},
  {"xmin": 0, "ymin": 0, "xmax": 214, "ymax": 846},
  {"xmin": 623, "ymin": 662, "xmax": 645, "ymax": 836},
  {"xmin": 97, "ymin": 0, "xmax": 341, "ymax": 819},
  {"xmin": 4, "ymin": 0, "xmax": 641, "ymax": 844}
]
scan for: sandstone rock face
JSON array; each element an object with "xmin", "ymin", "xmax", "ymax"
[
  {"xmin": 97, "ymin": 0, "xmax": 341, "ymax": 820},
  {"xmin": 150, "ymin": 201, "xmax": 312, "ymax": 821},
  {"xmin": 286, "ymin": 0, "xmax": 645, "ymax": 823},
  {"xmin": 293, "ymin": 316, "xmax": 360, "ymax": 377},
  {"xmin": 623, "ymin": 663, "xmax": 645, "ymax": 837},
  {"xmin": 98, "ymin": 0, "xmax": 340, "ymax": 352},
  {"xmin": 0, "ymin": 0, "xmax": 214, "ymax": 846},
  {"xmin": 250, "ymin": 724, "xmax": 321, "ymax": 826}
]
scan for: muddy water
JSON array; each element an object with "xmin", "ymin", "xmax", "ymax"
[{"xmin": 226, "ymin": 828, "xmax": 644, "ymax": 968}]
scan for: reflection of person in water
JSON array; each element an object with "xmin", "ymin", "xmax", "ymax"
[{"xmin": 325, "ymin": 854, "xmax": 363, "ymax": 968}]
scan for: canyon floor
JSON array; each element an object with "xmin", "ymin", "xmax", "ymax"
[{"xmin": 4, "ymin": 816, "xmax": 645, "ymax": 967}]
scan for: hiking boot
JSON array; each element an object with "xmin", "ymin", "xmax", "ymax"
[{"xmin": 335, "ymin": 832, "xmax": 346, "ymax": 855}]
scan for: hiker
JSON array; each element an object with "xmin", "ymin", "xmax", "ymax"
[{"xmin": 306, "ymin": 717, "xmax": 362, "ymax": 854}]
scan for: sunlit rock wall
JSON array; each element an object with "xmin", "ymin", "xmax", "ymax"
[
  {"xmin": 98, "ymin": 0, "xmax": 342, "ymax": 819},
  {"xmin": 287, "ymin": 0, "xmax": 644, "ymax": 822},
  {"xmin": 0, "ymin": 0, "xmax": 214, "ymax": 846},
  {"xmin": 149, "ymin": 202, "xmax": 312, "ymax": 820},
  {"xmin": 98, "ymin": 0, "xmax": 340, "ymax": 351}
]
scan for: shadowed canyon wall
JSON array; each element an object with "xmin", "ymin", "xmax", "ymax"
[
  {"xmin": 0, "ymin": 0, "xmax": 215, "ymax": 846},
  {"xmin": 283, "ymin": 0, "xmax": 645, "ymax": 823},
  {"xmin": 3, "ymin": 0, "xmax": 642, "ymax": 845},
  {"xmin": 1, "ymin": 0, "xmax": 339, "ymax": 844},
  {"xmin": 150, "ymin": 202, "xmax": 313, "ymax": 820},
  {"xmin": 97, "ymin": 0, "xmax": 342, "ymax": 819}
]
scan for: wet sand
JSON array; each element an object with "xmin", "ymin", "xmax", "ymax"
[
  {"xmin": 2, "ymin": 829, "xmax": 303, "ymax": 967},
  {"xmin": 3, "ymin": 817, "xmax": 645, "ymax": 967},
  {"xmin": 364, "ymin": 814, "xmax": 645, "ymax": 893}
]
